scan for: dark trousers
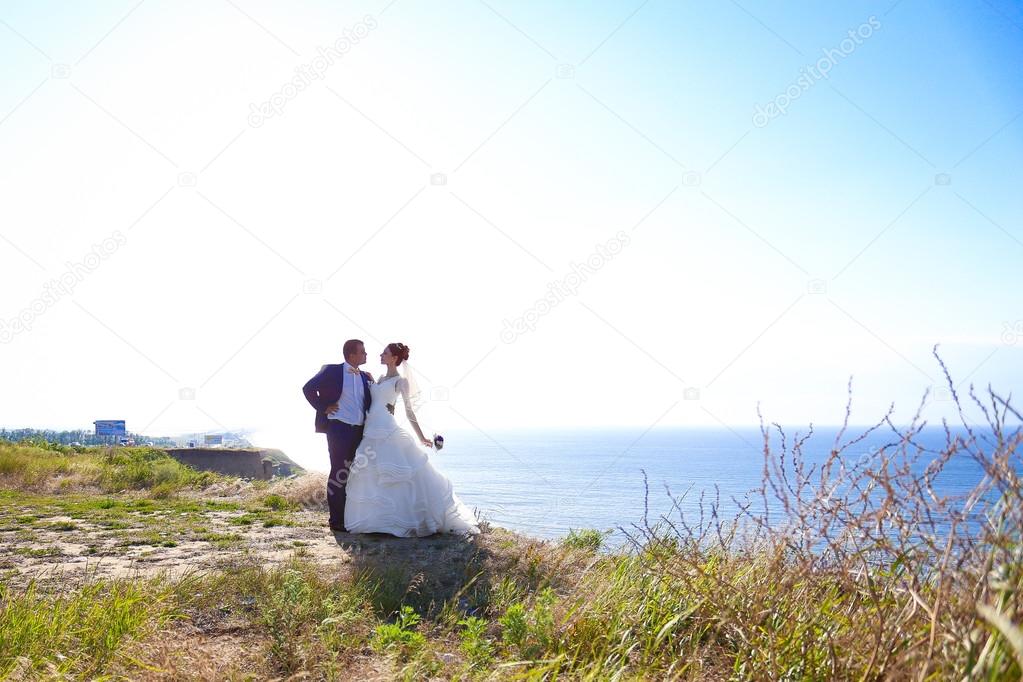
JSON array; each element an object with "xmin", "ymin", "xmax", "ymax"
[{"xmin": 325, "ymin": 420, "xmax": 363, "ymax": 528}]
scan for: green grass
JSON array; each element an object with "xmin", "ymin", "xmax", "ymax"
[
  {"xmin": 0, "ymin": 574, "xmax": 185, "ymax": 678},
  {"xmin": 0, "ymin": 486, "xmax": 297, "ymax": 559},
  {"xmin": 262, "ymin": 493, "xmax": 294, "ymax": 511},
  {"xmin": 212, "ymin": 559, "xmax": 378, "ymax": 675},
  {"xmin": 0, "ymin": 558, "xmax": 378, "ymax": 678},
  {"xmin": 195, "ymin": 531, "xmax": 244, "ymax": 548},
  {"xmin": 116, "ymin": 530, "xmax": 179, "ymax": 548},
  {"xmin": 12, "ymin": 546, "xmax": 64, "ymax": 558},
  {"xmin": 0, "ymin": 441, "xmax": 221, "ymax": 496},
  {"xmin": 97, "ymin": 449, "xmax": 219, "ymax": 493},
  {"xmin": 261, "ymin": 515, "xmax": 292, "ymax": 528},
  {"xmin": 228, "ymin": 513, "xmax": 257, "ymax": 525}
]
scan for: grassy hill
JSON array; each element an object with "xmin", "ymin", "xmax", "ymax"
[{"xmin": 1, "ymin": 387, "xmax": 1021, "ymax": 682}]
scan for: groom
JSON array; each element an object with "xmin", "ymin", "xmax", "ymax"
[{"xmin": 302, "ymin": 338, "xmax": 373, "ymax": 532}]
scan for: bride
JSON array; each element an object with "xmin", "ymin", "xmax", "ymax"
[{"xmin": 344, "ymin": 343, "xmax": 480, "ymax": 537}]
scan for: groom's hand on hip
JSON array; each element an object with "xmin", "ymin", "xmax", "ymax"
[{"xmin": 326, "ymin": 402, "xmax": 339, "ymax": 416}]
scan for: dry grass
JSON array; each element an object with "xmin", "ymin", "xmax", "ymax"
[
  {"xmin": 1, "ymin": 347, "xmax": 1020, "ymax": 680},
  {"xmin": 557, "ymin": 346, "xmax": 1023, "ymax": 679},
  {"xmin": 269, "ymin": 470, "xmax": 330, "ymax": 511}
]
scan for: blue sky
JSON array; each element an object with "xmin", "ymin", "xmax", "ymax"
[{"xmin": 0, "ymin": 1, "xmax": 1021, "ymax": 465}]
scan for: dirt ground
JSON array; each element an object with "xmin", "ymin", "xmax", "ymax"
[{"xmin": 0, "ymin": 475, "xmax": 490, "ymax": 591}]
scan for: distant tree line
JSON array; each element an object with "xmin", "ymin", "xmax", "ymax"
[{"xmin": 0, "ymin": 428, "xmax": 176, "ymax": 447}]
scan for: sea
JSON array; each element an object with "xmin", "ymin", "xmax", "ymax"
[{"xmin": 431, "ymin": 425, "xmax": 1013, "ymax": 546}]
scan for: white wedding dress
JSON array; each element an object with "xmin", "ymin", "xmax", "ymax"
[{"xmin": 344, "ymin": 375, "xmax": 480, "ymax": 537}]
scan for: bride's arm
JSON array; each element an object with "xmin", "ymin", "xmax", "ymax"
[{"xmin": 398, "ymin": 378, "xmax": 432, "ymax": 447}]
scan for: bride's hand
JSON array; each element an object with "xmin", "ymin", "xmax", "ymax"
[{"xmin": 421, "ymin": 438, "xmax": 433, "ymax": 448}]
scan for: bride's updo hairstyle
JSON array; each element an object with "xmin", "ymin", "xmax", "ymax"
[{"xmin": 387, "ymin": 342, "xmax": 410, "ymax": 366}]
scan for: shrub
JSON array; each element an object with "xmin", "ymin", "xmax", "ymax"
[
  {"xmin": 96, "ymin": 449, "xmax": 215, "ymax": 494},
  {"xmin": 563, "ymin": 528, "xmax": 606, "ymax": 551},
  {"xmin": 262, "ymin": 493, "xmax": 293, "ymax": 511}
]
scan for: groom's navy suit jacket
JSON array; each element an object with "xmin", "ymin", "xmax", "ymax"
[{"xmin": 302, "ymin": 364, "xmax": 372, "ymax": 433}]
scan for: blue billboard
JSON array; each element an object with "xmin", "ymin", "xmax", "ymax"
[{"xmin": 94, "ymin": 420, "xmax": 126, "ymax": 436}]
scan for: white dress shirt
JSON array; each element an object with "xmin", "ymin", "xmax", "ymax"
[{"xmin": 330, "ymin": 361, "xmax": 366, "ymax": 426}]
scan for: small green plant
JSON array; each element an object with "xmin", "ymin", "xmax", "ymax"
[
  {"xmin": 373, "ymin": 605, "xmax": 426, "ymax": 659},
  {"xmin": 259, "ymin": 568, "xmax": 314, "ymax": 673},
  {"xmin": 499, "ymin": 602, "xmax": 528, "ymax": 649},
  {"xmin": 458, "ymin": 616, "xmax": 494, "ymax": 668},
  {"xmin": 498, "ymin": 588, "xmax": 557, "ymax": 660}
]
